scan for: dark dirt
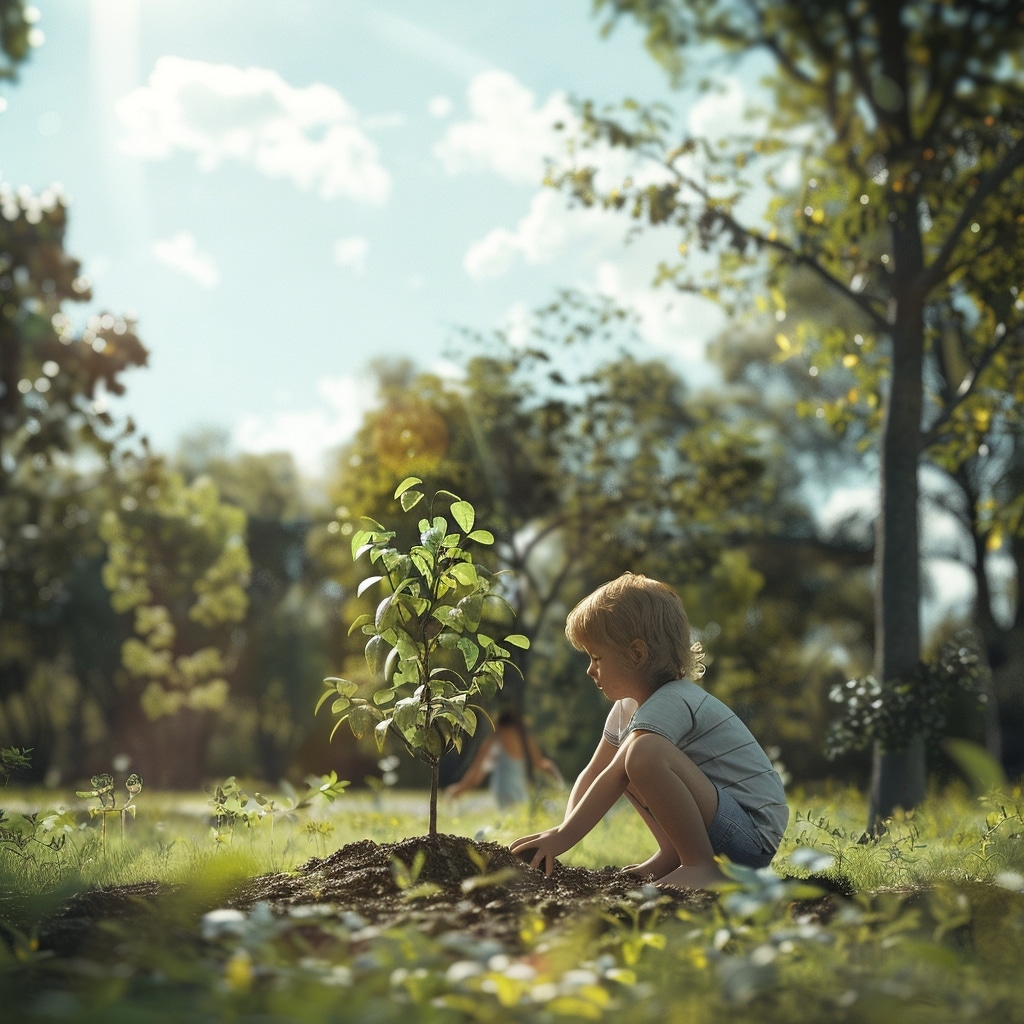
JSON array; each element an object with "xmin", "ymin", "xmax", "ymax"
[
  {"xmin": 36, "ymin": 833, "xmax": 726, "ymax": 957},
  {"xmin": 229, "ymin": 833, "xmax": 716, "ymax": 947}
]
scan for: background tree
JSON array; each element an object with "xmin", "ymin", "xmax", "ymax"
[
  {"xmin": 0, "ymin": 180, "xmax": 148, "ymax": 782},
  {"xmin": 99, "ymin": 456, "xmax": 250, "ymax": 788},
  {"xmin": 174, "ymin": 432, "xmax": 334, "ymax": 783},
  {"xmin": 0, "ymin": 0, "xmax": 37, "ymax": 83},
  {"xmin": 558, "ymin": 0, "xmax": 1024, "ymax": 821}
]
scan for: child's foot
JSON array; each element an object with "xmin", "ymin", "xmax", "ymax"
[
  {"xmin": 623, "ymin": 851, "xmax": 680, "ymax": 881},
  {"xmin": 655, "ymin": 862, "xmax": 725, "ymax": 891}
]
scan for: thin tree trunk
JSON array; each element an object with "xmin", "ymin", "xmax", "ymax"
[{"xmin": 429, "ymin": 759, "xmax": 439, "ymax": 837}]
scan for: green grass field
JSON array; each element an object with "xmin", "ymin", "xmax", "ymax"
[{"xmin": 2, "ymin": 779, "xmax": 1024, "ymax": 1022}]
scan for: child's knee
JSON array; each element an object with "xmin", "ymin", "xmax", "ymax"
[{"xmin": 623, "ymin": 731, "xmax": 674, "ymax": 780}]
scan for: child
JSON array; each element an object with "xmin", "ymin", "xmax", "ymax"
[{"xmin": 510, "ymin": 573, "xmax": 788, "ymax": 889}]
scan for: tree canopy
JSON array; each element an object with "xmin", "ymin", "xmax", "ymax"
[{"xmin": 558, "ymin": 0, "xmax": 1024, "ymax": 819}]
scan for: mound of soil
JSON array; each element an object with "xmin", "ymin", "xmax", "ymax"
[
  {"xmin": 231, "ymin": 833, "xmax": 714, "ymax": 948},
  {"xmin": 36, "ymin": 834, "xmax": 717, "ymax": 957}
]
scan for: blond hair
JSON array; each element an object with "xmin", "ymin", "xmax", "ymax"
[{"xmin": 565, "ymin": 572, "xmax": 705, "ymax": 686}]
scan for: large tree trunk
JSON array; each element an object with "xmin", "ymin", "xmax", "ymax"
[{"xmin": 868, "ymin": 201, "xmax": 926, "ymax": 828}]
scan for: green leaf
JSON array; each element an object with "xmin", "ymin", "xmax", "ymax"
[
  {"xmin": 347, "ymin": 613, "xmax": 372, "ymax": 636},
  {"xmin": 400, "ymin": 490, "xmax": 424, "ymax": 511},
  {"xmin": 451, "ymin": 500, "xmax": 475, "ymax": 533},
  {"xmin": 504, "ymin": 634, "xmax": 530, "ymax": 649},
  {"xmin": 424, "ymin": 727, "xmax": 445, "ymax": 757},
  {"xmin": 475, "ymin": 674, "xmax": 498, "ymax": 701},
  {"xmin": 357, "ymin": 575, "xmax": 383, "ymax": 597},
  {"xmin": 394, "ymin": 629, "xmax": 421, "ymax": 661},
  {"xmin": 365, "ymin": 635, "xmax": 387, "ymax": 676},
  {"xmin": 375, "ymin": 595, "xmax": 398, "ymax": 631},
  {"xmin": 468, "ymin": 529, "xmax": 494, "ymax": 545},
  {"xmin": 420, "ymin": 518, "xmax": 446, "ymax": 551},
  {"xmin": 374, "ymin": 719, "xmax": 391, "ymax": 753},
  {"xmin": 394, "ymin": 477, "xmax": 423, "ymax": 499},
  {"xmin": 325, "ymin": 678, "xmax": 359, "ymax": 697},
  {"xmin": 457, "ymin": 637, "xmax": 480, "ymax": 671},
  {"xmin": 348, "ymin": 703, "xmax": 380, "ymax": 739},
  {"xmin": 448, "ymin": 563, "xmax": 479, "ymax": 587},
  {"xmin": 411, "ymin": 548, "xmax": 434, "ymax": 579},
  {"xmin": 394, "ymin": 697, "xmax": 421, "ymax": 733},
  {"xmin": 350, "ymin": 531, "xmax": 375, "ymax": 560},
  {"xmin": 459, "ymin": 594, "xmax": 483, "ymax": 629}
]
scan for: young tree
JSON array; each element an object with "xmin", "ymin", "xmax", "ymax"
[
  {"xmin": 559, "ymin": 0, "xmax": 1024, "ymax": 822},
  {"xmin": 318, "ymin": 478, "xmax": 528, "ymax": 836}
]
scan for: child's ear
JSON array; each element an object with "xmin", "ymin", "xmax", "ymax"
[{"xmin": 629, "ymin": 639, "xmax": 648, "ymax": 665}]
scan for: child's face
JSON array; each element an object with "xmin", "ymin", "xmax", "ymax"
[{"xmin": 582, "ymin": 640, "xmax": 648, "ymax": 702}]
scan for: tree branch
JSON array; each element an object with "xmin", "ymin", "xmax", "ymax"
[
  {"xmin": 921, "ymin": 322, "xmax": 1024, "ymax": 449},
  {"xmin": 918, "ymin": 134, "xmax": 1024, "ymax": 295}
]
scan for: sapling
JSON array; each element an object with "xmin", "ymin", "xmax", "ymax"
[
  {"xmin": 76, "ymin": 771, "xmax": 144, "ymax": 851},
  {"xmin": 317, "ymin": 477, "xmax": 529, "ymax": 836}
]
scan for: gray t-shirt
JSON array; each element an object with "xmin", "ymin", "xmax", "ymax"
[{"xmin": 603, "ymin": 679, "xmax": 789, "ymax": 849}]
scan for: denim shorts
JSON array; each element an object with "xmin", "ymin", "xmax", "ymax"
[{"xmin": 707, "ymin": 786, "xmax": 776, "ymax": 869}]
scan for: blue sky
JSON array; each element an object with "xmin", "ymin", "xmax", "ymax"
[{"xmin": 1, "ymin": 0, "xmax": 741, "ymax": 475}]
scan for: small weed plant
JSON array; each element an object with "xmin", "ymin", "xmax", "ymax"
[
  {"xmin": 207, "ymin": 772, "xmax": 349, "ymax": 860},
  {"xmin": 76, "ymin": 771, "xmax": 144, "ymax": 851}
]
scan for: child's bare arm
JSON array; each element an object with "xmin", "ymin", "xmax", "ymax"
[
  {"xmin": 565, "ymin": 735, "xmax": 618, "ymax": 814},
  {"xmin": 511, "ymin": 740, "xmax": 630, "ymax": 874}
]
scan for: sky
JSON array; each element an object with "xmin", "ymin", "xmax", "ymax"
[{"xmin": 1, "ymin": 0, "xmax": 741, "ymax": 477}]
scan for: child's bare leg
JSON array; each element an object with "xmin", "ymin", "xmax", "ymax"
[
  {"xmin": 621, "ymin": 789, "xmax": 680, "ymax": 879},
  {"xmin": 623, "ymin": 732, "xmax": 724, "ymax": 890}
]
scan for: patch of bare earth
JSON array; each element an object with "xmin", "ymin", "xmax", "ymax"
[
  {"xmin": 229, "ymin": 833, "xmax": 716, "ymax": 949},
  {"xmin": 36, "ymin": 834, "xmax": 722, "ymax": 957}
]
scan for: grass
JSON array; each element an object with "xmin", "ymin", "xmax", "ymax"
[{"xmin": 2, "ymin": 779, "xmax": 1024, "ymax": 1022}]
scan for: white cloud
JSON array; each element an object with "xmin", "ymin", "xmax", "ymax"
[
  {"xmin": 591, "ymin": 257, "xmax": 723, "ymax": 379},
  {"xmin": 233, "ymin": 375, "xmax": 371, "ymax": 475},
  {"xmin": 152, "ymin": 231, "xmax": 219, "ymax": 288},
  {"xmin": 334, "ymin": 235, "xmax": 369, "ymax": 274},
  {"xmin": 464, "ymin": 189, "xmax": 630, "ymax": 280},
  {"xmin": 686, "ymin": 76, "xmax": 752, "ymax": 139},
  {"xmin": 428, "ymin": 95, "xmax": 452, "ymax": 118},
  {"xmin": 117, "ymin": 56, "xmax": 390, "ymax": 204},
  {"xmin": 434, "ymin": 69, "xmax": 574, "ymax": 186},
  {"xmin": 445, "ymin": 70, "xmax": 677, "ymax": 278}
]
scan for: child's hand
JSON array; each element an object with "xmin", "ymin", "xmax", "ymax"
[{"xmin": 510, "ymin": 829, "xmax": 566, "ymax": 876}]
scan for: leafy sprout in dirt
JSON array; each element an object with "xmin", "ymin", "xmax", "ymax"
[{"xmin": 318, "ymin": 476, "xmax": 529, "ymax": 836}]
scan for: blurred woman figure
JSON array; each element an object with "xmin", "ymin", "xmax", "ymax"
[{"xmin": 447, "ymin": 708, "xmax": 562, "ymax": 809}]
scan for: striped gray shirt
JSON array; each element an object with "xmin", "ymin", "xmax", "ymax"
[{"xmin": 603, "ymin": 679, "xmax": 789, "ymax": 849}]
